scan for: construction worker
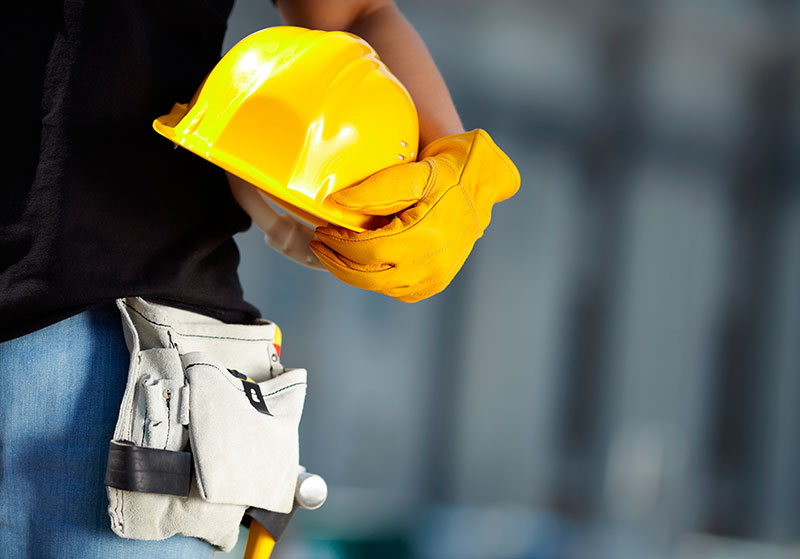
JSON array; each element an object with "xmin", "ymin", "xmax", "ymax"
[{"xmin": 0, "ymin": 1, "xmax": 519, "ymax": 558}]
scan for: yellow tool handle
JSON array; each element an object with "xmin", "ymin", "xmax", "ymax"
[{"xmin": 243, "ymin": 521, "xmax": 276, "ymax": 559}]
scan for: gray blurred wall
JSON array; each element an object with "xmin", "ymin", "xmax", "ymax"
[{"xmin": 223, "ymin": 1, "xmax": 800, "ymax": 557}]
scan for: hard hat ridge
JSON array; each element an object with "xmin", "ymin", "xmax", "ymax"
[{"xmin": 153, "ymin": 26, "xmax": 419, "ymax": 231}]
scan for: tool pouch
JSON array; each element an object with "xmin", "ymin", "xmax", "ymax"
[{"xmin": 105, "ymin": 298, "xmax": 306, "ymax": 552}]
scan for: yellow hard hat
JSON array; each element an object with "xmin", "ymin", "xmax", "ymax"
[{"xmin": 153, "ymin": 26, "xmax": 419, "ymax": 232}]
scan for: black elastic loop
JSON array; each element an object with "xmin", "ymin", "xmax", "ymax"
[{"xmin": 105, "ymin": 440, "xmax": 193, "ymax": 497}]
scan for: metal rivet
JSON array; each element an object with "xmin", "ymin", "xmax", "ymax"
[
  {"xmin": 163, "ymin": 389, "xmax": 173, "ymax": 399},
  {"xmin": 271, "ymin": 353, "xmax": 278, "ymax": 362},
  {"xmin": 140, "ymin": 375, "xmax": 151, "ymax": 387}
]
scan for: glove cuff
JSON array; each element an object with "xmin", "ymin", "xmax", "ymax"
[{"xmin": 458, "ymin": 129, "xmax": 521, "ymax": 233}]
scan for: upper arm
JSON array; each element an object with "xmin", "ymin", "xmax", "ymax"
[{"xmin": 275, "ymin": 0, "xmax": 396, "ymax": 31}]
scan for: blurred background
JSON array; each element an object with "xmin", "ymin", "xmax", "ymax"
[{"xmin": 219, "ymin": 1, "xmax": 800, "ymax": 558}]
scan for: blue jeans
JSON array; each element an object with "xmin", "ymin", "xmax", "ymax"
[{"xmin": 0, "ymin": 304, "xmax": 216, "ymax": 559}]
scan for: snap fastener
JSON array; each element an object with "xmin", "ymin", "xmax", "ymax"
[
  {"xmin": 140, "ymin": 374, "xmax": 151, "ymax": 387},
  {"xmin": 271, "ymin": 353, "xmax": 278, "ymax": 362},
  {"xmin": 163, "ymin": 388, "xmax": 173, "ymax": 399}
]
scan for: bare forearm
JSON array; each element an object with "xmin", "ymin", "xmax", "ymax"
[{"xmin": 276, "ymin": 0, "xmax": 464, "ymax": 147}]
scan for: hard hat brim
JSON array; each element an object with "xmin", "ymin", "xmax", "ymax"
[{"xmin": 153, "ymin": 103, "xmax": 380, "ymax": 232}]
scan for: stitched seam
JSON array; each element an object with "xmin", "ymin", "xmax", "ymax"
[
  {"xmin": 124, "ymin": 303, "xmax": 272, "ymax": 342},
  {"xmin": 475, "ymin": 130, "xmax": 518, "ymax": 183},
  {"xmin": 113, "ymin": 488, "xmax": 121, "ymax": 526},
  {"xmin": 316, "ymin": 160, "xmax": 440, "ymax": 246},
  {"xmin": 175, "ymin": 332, "xmax": 271, "ymax": 342},
  {"xmin": 458, "ymin": 183, "xmax": 481, "ymax": 236},
  {"xmin": 312, "ymin": 246, "xmax": 396, "ymax": 275},
  {"xmin": 185, "ymin": 362, "xmax": 245, "ymax": 392},
  {"xmin": 126, "ymin": 354, "xmax": 142, "ymax": 442},
  {"xmin": 317, "ymin": 185, "xmax": 467, "ymax": 249},
  {"xmin": 264, "ymin": 382, "xmax": 307, "ymax": 398},
  {"xmin": 403, "ymin": 239, "xmax": 474, "ymax": 297},
  {"xmin": 333, "ymin": 159, "xmax": 435, "ymax": 211},
  {"xmin": 184, "ymin": 362, "xmax": 306, "ymax": 396},
  {"xmin": 420, "ymin": 159, "xmax": 437, "ymax": 199},
  {"xmin": 412, "ymin": 202, "xmax": 471, "ymax": 263},
  {"xmin": 125, "ymin": 303, "xmax": 170, "ymax": 327},
  {"xmin": 334, "ymin": 196, "xmax": 420, "ymax": 211},
  {"xmin": 401, "ymin": 179, "xmax": 483, "ymax": 294},
  {"xmin": 141, "ymin": 409, "xmax": 147, "ymax": 446}
]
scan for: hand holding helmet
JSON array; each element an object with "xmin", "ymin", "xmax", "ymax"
[
  {"xmin": 154, "ymin": 26, "xmax": 419, "ymax": 233},
  {"xmin": 153, "ymin": 26, "xmax": 519, "ymax": 300},
  {"xmin": 310, "ymin": 128, "xmax": 520, "ymax": 302}
]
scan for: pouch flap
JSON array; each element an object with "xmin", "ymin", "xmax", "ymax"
[{"xmin": 182, "ymin": 352, "xmax": 306, "ymax": 513}]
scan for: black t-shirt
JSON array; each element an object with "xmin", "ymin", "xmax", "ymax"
[{"xmin": 1, "ymin": 0, "xmax": 261, "ymax": 341}]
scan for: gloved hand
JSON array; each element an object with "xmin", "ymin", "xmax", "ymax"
[{"xmin": 309, "ymin": 129, "xmax": 520, "ymax": 302}]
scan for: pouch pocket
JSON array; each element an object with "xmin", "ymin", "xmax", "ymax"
[
  {"xmin": 129, "ymin": 347, "xmax": 189, "ymax": 452},
  {"xmin": 182, "ymin": 351, "xmax": 307, "ymax": 514},
  {"xmin": 107, "ymin": 347, "xmax": 245, "ymax": 552}
]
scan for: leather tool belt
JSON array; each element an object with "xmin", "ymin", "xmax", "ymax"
[{"xmin": 104, "ymin": 298, "xmax": 307, "ymax": 552}]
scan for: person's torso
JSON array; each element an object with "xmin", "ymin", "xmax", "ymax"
[{"xmin": 1, "ymin": 0, "xmax": 260, "ymax": 341}]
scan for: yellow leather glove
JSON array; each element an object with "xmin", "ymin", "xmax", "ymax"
[{"xmin": 309, "ymin": 129, "xmax": 520, "ymax": 302}]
